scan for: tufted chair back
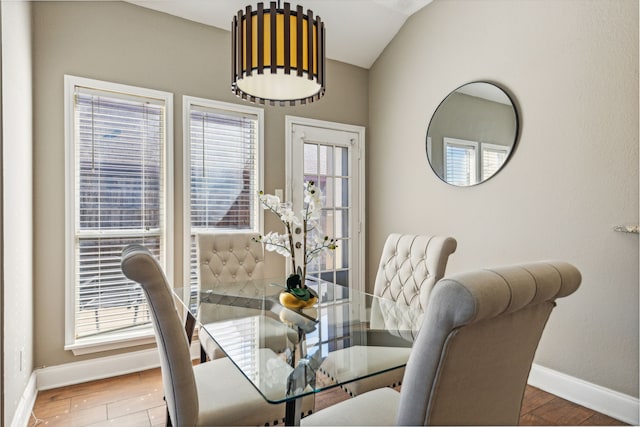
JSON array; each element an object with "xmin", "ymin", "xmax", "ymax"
[
  {"xmin": 197, "ymin": 232, "xmax": 265, "ymax": 285},
  {"xmin": 397, "ymin": 261, "xmax": 581, "ymax": 426},
  {"xmin": 301, "ymin": 261, "xmax": 582, "ymax": 426},
  {"xmin": 373, "ymin": 234, "xmax": 457, "ymax": 311},
  {"xmin": 121, "ymin": 245, "xmax": 199, "ymax": 426},
  {"xmin": 328, "ymin": 233, "xmax": 457, "ymax": 398}
]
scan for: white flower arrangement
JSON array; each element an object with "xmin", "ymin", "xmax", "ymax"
[{"xmin": 254, "ymin": 180, "xmax": 337, "ymax": 285}]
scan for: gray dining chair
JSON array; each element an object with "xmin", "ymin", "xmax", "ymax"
[
  {"xmin": 303, "ymin": 260, "xmax": 581, "ymax": 426},
  {"xmin": 323, "ymin": 233, "xmax": 457, "ymax": 397},
  {"xmin": 196, "ymin": 232, "xmax": 297, "ymax": 361},
  {"xmin": 121, "ymin": 244, "xmax": 311, "ymax": 426}
]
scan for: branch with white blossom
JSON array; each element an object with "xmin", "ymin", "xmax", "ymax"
[{"xmin": 253, "ymin": 180, "xmax": 337, "ymax": 286}]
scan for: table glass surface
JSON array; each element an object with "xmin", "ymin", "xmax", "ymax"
[{"xmin": 173, "ymin": 277, "xmax": 423, "ymax": 404}]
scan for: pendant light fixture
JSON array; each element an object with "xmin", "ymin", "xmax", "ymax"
[{"xmin": 231, "ymin": 1, "xmax": 326, "ymax": 106}]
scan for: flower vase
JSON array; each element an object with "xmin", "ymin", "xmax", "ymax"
[{"xmin": 279, "ymin": 274, "xmax": 318, "ymax": 309}]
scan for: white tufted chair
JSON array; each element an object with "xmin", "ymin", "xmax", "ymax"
[
  {"xmin": 373, "ymin": 234, "xmax": 458, "ymax": 311},
  {"xmin": 121, "ymin": 244, "xmax": 301, "ymax": 426},
  {"xmin": 302, "ymin": 261, "xmax": 582, "ymax": 426},
  {"xmin": 197, "ymin": 232, "xmax": 296, "ymax": 361},
  {"xmin": 324, "ymin": 233, "xmax": 457, "ymax": 397},
  {"xmin": 198, "ymin": 232, "xmax": 265, "ymax": 287}
]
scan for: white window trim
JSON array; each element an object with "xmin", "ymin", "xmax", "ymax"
[
  {"xmin": 64, "ymin": 75, "xmax": 174, "ymax": 354},
  {"xmin": 182, "ymin": 96, "xmax": 264, "ymax": 295}
]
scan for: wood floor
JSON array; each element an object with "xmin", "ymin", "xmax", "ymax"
[{"xmin": 29, "ymin": 366, "xmax": 627, "ymax": 427}]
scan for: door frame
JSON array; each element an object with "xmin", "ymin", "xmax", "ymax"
[{"xmin": 285, "ymin": 115, "xmax": 366, "ymax": 292}]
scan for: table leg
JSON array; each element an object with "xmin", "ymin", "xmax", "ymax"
[{"xmin": 284, "ymin": 397, "xmax": 302, "ymax": 426}]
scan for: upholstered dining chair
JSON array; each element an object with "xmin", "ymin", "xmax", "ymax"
[
  {"xmin": 324, "ymin": 233, "xmax": 457, "ymax": 397},
  {"xmin": 303, "ymin": 260, "xmax": 582, "ymax": 426},
  {"xmin": 121, "ymin": 244, "xmax": 310, "ymax": 426},
  {"xmin": 196, "ymin": 232, "xmax": 297, "ymax": 361}
]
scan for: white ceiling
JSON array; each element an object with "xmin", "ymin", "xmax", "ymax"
[{"xmin": 125, "ymin": 0, "xmax": 433, "ymax": 69}]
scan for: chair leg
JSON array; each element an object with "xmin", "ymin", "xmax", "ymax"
[
  {"xmin": 163, "ymin": 394, "xmax": 172, "ymax": 426},
  {"xmin": 200, "ymin": 344, "xmax": 207, "ymax": 363}
]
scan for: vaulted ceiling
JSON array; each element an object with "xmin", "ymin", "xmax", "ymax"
[{"xmin": 125, "ymin": 0, "xmax": 432, "ymax": 69}]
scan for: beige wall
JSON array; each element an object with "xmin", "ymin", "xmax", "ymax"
[
  {"xmin": 2, "ymin": 1, "xmax": 34, "ymax": 424},
  {"xmin": 368, "ymin": 0, "xmax": 638, "ymax": 397},
  {"xmin": 32, "ymin": 1, "xmax": 368, "ymax": 367}
]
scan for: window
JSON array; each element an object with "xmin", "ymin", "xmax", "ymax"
[
  {"xmin": 183, "ymin": 97, "xmax": 263, "ymax": 289},
  {"xmin": 444, "ymin": 137, "xmax": 510, "ymax": 185},
  {"xmin": 64, "ymin": 75, "xmax": 173, "ymax": 353},
  {"xmin": 481, "ymin": 143, "xmax": 510, "ymax": 181},
  {"xmin": 444, "ymin": 137, "xmax": 478, "ymax": 186}
]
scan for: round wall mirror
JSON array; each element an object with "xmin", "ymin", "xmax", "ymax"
[{"xmin": 426, "ymin": 82, "xmax": 519, "ymax": 187}]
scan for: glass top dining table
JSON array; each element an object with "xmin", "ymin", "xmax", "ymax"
[{"xmin": 173, "ymin": 277, "xmax": 422, "ymax": 426}]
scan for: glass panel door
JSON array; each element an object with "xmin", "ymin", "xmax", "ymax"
[{"xmin": 286, "ymin": 118, "xmax": 364, "ymax": 292}]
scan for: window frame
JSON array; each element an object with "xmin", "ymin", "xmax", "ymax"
[
  {"xmin": 182, "ymin": 96, "xmax": 264, "ymax": 293},
  {"xmin": 64, "ymin": 75, "xmax": 174, "ymax": 354}
]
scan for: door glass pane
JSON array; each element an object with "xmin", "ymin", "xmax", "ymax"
[
  {"xmin": 336, "ymin": 178, "xmax": 349, "ymax": 208},
  {"xmin": 335, "ymin": 269, "xmax": 349, "ymax": 287},
  {"xmin": 304, "ymin": 143, "xmax": 318, "ymax": 174},
  {"xmin": 320, "ymin": 250, "xmax": 334, "ymax": 271},
  {"xmin": 317, "ymin": 177, "xmax": 334, "ymax": 209},
  {"xmin": 335, "ymin": 209, "xmax": 348, "ymax": 238},
  {"xmin": 319, "ymin": 210, "xmax": 335, "ymax": 239},
  {"xmin": 335, "ymin": 147, "xmax": 348, "ymax": 176},
  {"xmin": 319, "ymin": 145, "xmax": 333, "ymax": 175},
  {"xmin": 336, "ymin": 239, "xmax": 348, "ymax": 269},
  {"xmin": 320, "ymin": 271, "xmax": 335, "ymax": 286}
]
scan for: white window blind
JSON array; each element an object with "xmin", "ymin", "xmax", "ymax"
[
  {"xmin": 444, "ymin": 138, "xmax": 478, "ymax": 186},
  {"xmin": 481, "ymin": 143, "xmax": 510, "ymax": 180},
  {"xmin": 65, "ymin": 76, "xmax": 173, "ymax": 350},
  {"xmin": 184, "ymin": 98, "xmax": 263, "ymax": 289}
]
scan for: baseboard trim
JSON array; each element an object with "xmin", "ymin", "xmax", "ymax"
[
  {"xmin": 11, "ymin": 341, "xmax": 203, "ymax": 427},
  {"xmin": 529, "ymin": 363, "xmax": 639, "ymax": 425},
  {"xmin": 37, "ymin": 341, "xmax": 201, "ymax": 391},
  {"xmin": 10, "ymin": 371, "xmax": 38, "ymax": 427},
  {"xmin": 36, "ymin": 348, "xmax": 160, "ymax": 391}
]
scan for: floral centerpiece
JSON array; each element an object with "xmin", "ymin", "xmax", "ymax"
[{"xmin": 254, "ymin": 181, "xmax": 337, "ymax": 308}]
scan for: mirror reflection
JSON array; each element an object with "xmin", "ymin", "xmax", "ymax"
[{"xmin": 426, "ymin": 82, "xmax": 518, "ymax": 187}]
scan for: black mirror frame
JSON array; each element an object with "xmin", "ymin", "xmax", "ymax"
[{"xmin": 426, "ymin": 81, "xmax": 520, "ymax": 187}]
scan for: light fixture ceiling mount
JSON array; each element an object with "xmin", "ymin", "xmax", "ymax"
[{"xmin": 231, "ymin": 1, "xmax": 326, "ymax": 106}]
